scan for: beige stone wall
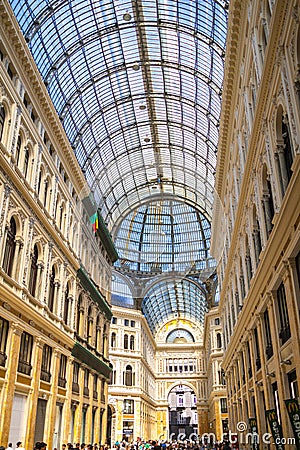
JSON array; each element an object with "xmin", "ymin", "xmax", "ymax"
[
  {"xmin": 212, "ymin": 0, "xmax": 300, "ymax": 445},
  {"xmin": 0, "ymin": 3, "xmax": 115, "ymax": 446}
]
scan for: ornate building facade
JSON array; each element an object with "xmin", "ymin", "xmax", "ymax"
[
  {"xmin": 107, "ymin": 306, "xmax": 227, "ymax": 444},
  {"xmin": 1, "ymin": 0, "xmax": 300, "ymax": 448},
  {"xmin": 0, "ymin": 3, "xmax": 117, "ymax": 447},
  {"xmin": 211, "ymin": 0, "xmax": 300, "ymax": 446}
]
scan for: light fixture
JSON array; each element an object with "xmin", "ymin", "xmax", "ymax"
[
  {"xmin": 255, "ymin": 380, "xmax": 263, "ymax": 386},
  {"xmin": 266, "ymin": 372, "xmax": 276, "ymax": 377},
  {"xmin": 132, "ymin": 63, "xmax": 140, "ymax": 71},
  {"xmin": 144, "ymin": 136, "xmax": 150, "ymax": 143},
  {"xmin": 123, "ymin": 11, "xmax": 131, "ymax": 21},
  {"xmin": 139, "ymin": 103, "xmax": 146, "ymax": 110},
  {"xmin": 280, "ymin": 359, "xmax": 292, "ymax": 365}
]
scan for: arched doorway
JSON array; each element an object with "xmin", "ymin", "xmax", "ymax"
[
  {"xmin": 106, "ymin": 405, "xmax": 115, "ymax": 446},
  {"xmin": 168, "ymin": 384, "xmax": 198, "ymax": 441}
]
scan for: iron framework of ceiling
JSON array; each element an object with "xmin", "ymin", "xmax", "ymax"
[{"xmin": 10, "ymin": 0, "xmax": 228, "ymax": 333}]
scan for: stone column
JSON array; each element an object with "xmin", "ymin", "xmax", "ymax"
[
  {"xmin": 36, "ymin": 263, "xmax": 44, "ymax": 303},
  {"xmin": 0, "ymin": 323, "xmax": 22, "ymax": 445},
  {"xmin": 12, "ymin": 239, "xmax": 24, "ymax": 282},
  {"xmin": 63, "ymin": 356, "xmax": 75, "ymax": 443},
  {"xmin": 25, "ymin": 337, "xmax": 44, "ymax": 450},
  {"xmin": 85, "ymin": 374, "xmax": 93, "ymax": 443},
  {"xmin": 267, "ymin": 292, "xmax": 290, "ymax": 437},
  {"xmin": 248, "ymin": 330, "xmax": 262, "ymax": 432},
  {"xmin": 44, "ymin": 348, "xmax": 60, "ymax": 449},
  {"xmin": 277, "ymin": 144, "xmax": 289, "ymax": 193},
  {"xmin": 115, "ymin": 399, "xmax": 124, "ymax": 443},
  {"xmin": 74, "ymin": 365, "xmax": 84, "ymax": 442},
  {"xmin": 0, "ymin": 185, "xmax": 12, "ymax": 256},
  {"xmin": 262, "ymin": 193, "xmax": 273, "ymax": 235}
]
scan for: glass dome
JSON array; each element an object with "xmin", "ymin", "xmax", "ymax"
[{"xmin": 114, "ymin": 198, "xmax": 215, "ymax": 274}]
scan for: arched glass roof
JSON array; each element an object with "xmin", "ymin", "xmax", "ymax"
[
  {"xmin": 10, "ymin": 0, "xmax": 228, "ymax": 228},
  {"xmin": 114, "ymin": 198, "xmax": 215, "ymax": 274},
  {"xmin": 142, "ymin": 278, "xmax": 208, "ymax": 334},
  {"xmin": 9, "ymin": 0, "xmax": 228, "ymax": 333}
]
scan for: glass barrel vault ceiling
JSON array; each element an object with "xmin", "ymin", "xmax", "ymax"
[{"xmin": 10, "ymin": 0, "xmax": 228, "ymax": 332}]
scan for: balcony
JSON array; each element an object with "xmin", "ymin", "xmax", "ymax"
[
  {"xmin": 18, "ymin": 360, "xmax": 32, "ymax": 376},
  {"xmin": 72, "ymin": 382, "xmax": 80, "ymax": 394},
  {"xmin": 0, "ymin": 351, "xmax": 7, "ymax": 367},
  {"xmin": 58, "ymin": 376, "xmax": 66, "ymax": 388},
  {"xmin": 40, "ymin": 370, "xmax": 51, "ymax": 383}
]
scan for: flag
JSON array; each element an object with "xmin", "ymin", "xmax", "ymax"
[{"xmin": 89, "ymin": 212, "xmax": 98, "ymax": 232}]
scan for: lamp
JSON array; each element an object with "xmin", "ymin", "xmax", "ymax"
[
  {"xmin": 123, "ymin": 11, "xmax": 131, "ymax": 21},
  {"xmin": 266, "ymin": 371, "xmax": 275, "ymax": 377},
  {"xmin": 280, "ymin": 359, "xmax": 292, "ymax": 365}
]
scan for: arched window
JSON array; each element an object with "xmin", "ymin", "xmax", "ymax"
[
  {"xmin": 44, "ymin": 179, "xmax": 49, "ymax": 208},
  {"xmin": 0, "ymin": 105, "xmax": 5, "ymax": 141},
  {"xmin": 63, "ymin": 282, "xmax": 70, "ymax": 324},
  {"xmin": 37, "ymin": 170, "xmax": 42, "ymax": 195},
  {"xmin": 124, "ymin": 334, "xmax": 129, "ymax": 349},
  {"xmin": 48, "ymin": 266, "xmax": 55, "ymax": 312},
  {"xmin": 111, "ymin": 332, "xmax": 116, "ymax": 348},
  {"xmin": 28, "ymin": 244, "xmax": 38, "ymax": 296},
  {"xmin": 252, "ymin": 205, "xmax": 262, "ymax": 266},
  {"xmin": 95, "ymin": 315, "xmax": 101, "ymax": 352},
  {"xmin": 2, "ymin": 217, "xmax": 17, "ymax": 276},
  {"xmin": 130, "ymin": 335, "xmax": 135, "ymax": 350},
  {"xmin": 281, "ymin": 119, "xmax": 294, "ymax": 189},
  {"xmin": 239, "ymin": 258, "xmax": 246, "ymax": 300},
  {"xmin": 102, "ymin": 323, "xmax": 107, "ymax": 355},
  {"xmin": 261, "ymin": 164, "xmax": 274, "ymax": 237},
  {"xmin": 76, "ymin": 294, "xmax": 83, "ymax": 335},
  {"xmin": 124, "ymin": 364, "xmax": 134, "ymax": 386},
  {"xmin": 245, "ymin": 235, "xmax": 253, "ymax": 286},
  {"xmin": 87, "ymin": 305, "xmax": 93, "ymax": 344},
  {"xmin": 59, "ymin": 203, "xmax": 64, "ymax": 230},
  {"xmin": 24, "ymin": 146, "xmax": 29, "ymax": 179},
  {"xmin": 15, "ymin": 135, "xmax": 21, "ymax": 166},
  {"xmin": 216, "ymin": 333, "xmax": 222, "ymax": 349},
  {"xmin": 275, "ymin": 110, "xmax": 294, "ymax": 196}
]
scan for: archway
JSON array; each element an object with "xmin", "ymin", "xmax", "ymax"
[
  {"xmin": 168, "ymin": 384, "xmax": 198, "ymax": 441},
  {"xmin": 106, "ymin": 404, "xmax": 115, "ymax": 446}
]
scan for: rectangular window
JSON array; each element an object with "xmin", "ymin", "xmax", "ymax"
[
  {"xmin": 124, "ymin": 319, "xmax": 129, "ymax": 326},
  {"xmin": 40, "ymin": 344, "xmax": 52, "ymax": 382},
  {"xmin": 130, "ymin": 320, "xmax": 135, "ymax": 327},
  {"xmin": 254, "ymin": 327, "xmax": 261, "ymax": 370},
  {"xmin": 72, "ymin": 362, "xmax": 80, "ymax": 393},
  {"xmin": 272, "ymin": 382, "xmax": 281, "ymax": 425},
  {"xmin": 123, "ymin": 399, "xmax": 134, "ymax": 414},
  {"xmin": 93, "ymin": 374, "xmax": 98, "ymax": 399},
  {"xmin": 247, "ymin": 341, "xmax": 252, "ymax": 379},
  {"xmin": 288, "ymin": 370, "xmax": 299, "ymax": 399},
  {"xmin": 58, "ymin": 354, "xmax": 67, "ymax": 388},
  {"xmin": 264, "ymin": 309, "xmax": 273, "ymax": 359},
  {"xmin": 277, "ymin": 282, "xmax": 291, "ymax": 345},
  {"xmin": 83, "ymin": 369, "xmax": 89, "ymax": 396},
  {"xmin": 220, "ymin": 398, "xmax": 228, "ymax": 413},
  {"xmin": 215, "ymin": 318, "xmax": 220, "ymax": 325},
  {"xmin": 112, "ymin": 317, "xmax": 117, "ymax": 324},
  {"xmin": 0, "ymin": 317, "xmax": 9, "ymax": 366},
  {"xmin": 18, "ymin": 332, "xmax": 33, "ymax": 375}
]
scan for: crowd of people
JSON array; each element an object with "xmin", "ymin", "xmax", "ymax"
[{"xmin": 0, "ymin": 439, "xmax": 234, "ymax": 450}]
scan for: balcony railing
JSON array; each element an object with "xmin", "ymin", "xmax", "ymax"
[{"xmin": 18, "ymin": 360, "xmax": 32, "ymax": 376}]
